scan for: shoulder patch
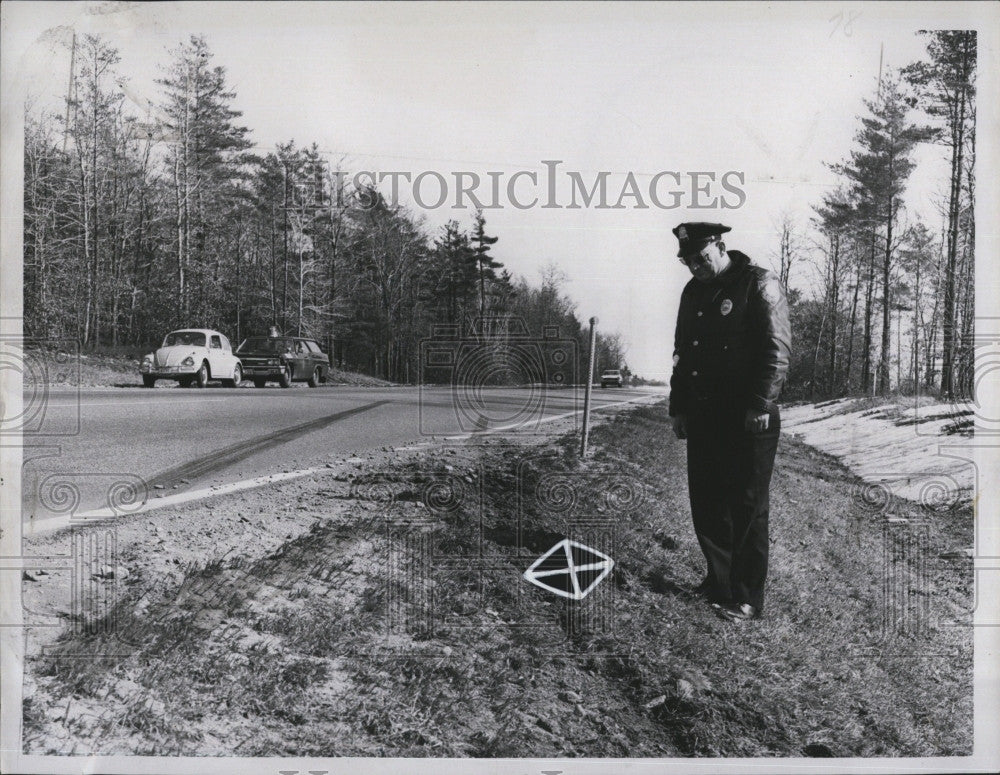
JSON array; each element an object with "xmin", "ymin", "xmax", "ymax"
[
  {"xmin": 753, "ymin": 270, "xmax": 783, "ymax": 305},
  {"xmin": 761, "ymin": 280, "xmax": 782, "ymax": 305}
]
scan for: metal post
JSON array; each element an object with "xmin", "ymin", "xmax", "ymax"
[{"xmin": 580, "ymin": 316, "xmax": 598, "ymax": 457}]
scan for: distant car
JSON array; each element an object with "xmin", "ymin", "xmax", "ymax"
[
  {"xmin": 236, "ymin": 334, "xmax": 330, "ymax": 388},
  {"xmin": 140, "ymin": 329, "xmax": 243, "ymax": 388},
  {"xmin": 600, "ymin": 369, "xmax": 624, "ymax": 388}
]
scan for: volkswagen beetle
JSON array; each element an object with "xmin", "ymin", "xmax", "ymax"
[{"xmin": 139, "ymin": 329, "xmax": 243, "ymax": 388}]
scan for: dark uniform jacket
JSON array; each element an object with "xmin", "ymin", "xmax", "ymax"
[{"xmin": 668, "ymin": 250, "xmax": 791, "ymax": 417}]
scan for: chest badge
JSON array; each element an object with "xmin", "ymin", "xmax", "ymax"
[{"xmin": 720, "ymin": 298, "xmax": 733, "ymax": 316}]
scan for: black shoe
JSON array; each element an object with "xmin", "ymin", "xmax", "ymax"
[{"xmin": 716, "ymin": 603, "xmax": 760, "ymax": 622}]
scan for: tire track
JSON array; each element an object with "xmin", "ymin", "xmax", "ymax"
[{"xmin": 146, "ymin": 400, "xmax": 390, "ymax": 488}]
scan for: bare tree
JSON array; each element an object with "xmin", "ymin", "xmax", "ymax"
[
  {"xmin": 771, "ymin": 212, "xmax": 802, "ymax": 291},
  {"xmin": 904, "ymin": 31, "xmax": 976, "ymax": 398}
]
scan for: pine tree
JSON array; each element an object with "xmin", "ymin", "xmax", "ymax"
[
  {"xmin": 829, "ymin": 73, "xmax": 931, "ymax": 395},
  {"xmin": 469, "ymin": 208, "xmax": 502, "ymax": 318},
  {"xmin": 65, "ymin": 35, "xmax": 123, "ymax": 346},
  {"xmin": 156, "ymin": 35, "xmax": 252, "ymax": 323},
  {"xmin": 903, "ymin": 31, "xmax": 976, "ymax": 398},
  {"xmin": 812, "ymin": 191, "xmax": 852, "ymax": 395},
  {"xmin": 432, "ymin": 220, "xmax": 477, "ymax": 324}
]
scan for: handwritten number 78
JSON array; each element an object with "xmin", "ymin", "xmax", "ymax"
[{"xmin": 829, "ymin": 10, "xmax": 861, "ymax": 37}]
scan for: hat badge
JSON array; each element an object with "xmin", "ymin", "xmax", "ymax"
[{"xmin": 677, "ymin": 225, "xmax": 688, "ymax": 240}]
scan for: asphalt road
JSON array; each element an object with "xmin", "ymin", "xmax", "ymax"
[{"xmin": 20, "ymin": 383, "xmax": 662, "ymax": 525}]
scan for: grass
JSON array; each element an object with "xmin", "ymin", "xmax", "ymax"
[{"xmin": 25, "ymin": 401, "xmax": 973, "ymax": 757}]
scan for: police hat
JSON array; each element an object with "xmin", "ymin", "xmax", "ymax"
[{"xmin": 673, "ymin": 222, "xmax": 732, "ymax": 257}]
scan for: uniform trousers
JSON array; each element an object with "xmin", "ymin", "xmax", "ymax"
[{"xmin": 685, "ymin": 401, "xmax": 780, "ymax": 610}]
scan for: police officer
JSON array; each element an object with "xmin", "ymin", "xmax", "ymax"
[{"xmin": 668, "ymin": 222, "xmax": 791, "ymax": 621}]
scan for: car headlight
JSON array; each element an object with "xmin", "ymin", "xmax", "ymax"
[
  {"xmin": 142, "ymin": 355, "xmax": 153, "ymax": 365},
  {"xmin": 182, "ymin": 356, "xmax": 195, "ymax": 367},
  {"xmin": 268, "ymin": 358, "xmax": 278, "ymax": 366}
]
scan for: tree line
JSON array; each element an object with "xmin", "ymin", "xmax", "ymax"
[
  {"xmin": 780, "ymin": 31, "xmax": 976, "ymax": 401},
  {"xmin": 23, "ymin": 34, "xmax": 627, "ymax": 383}
]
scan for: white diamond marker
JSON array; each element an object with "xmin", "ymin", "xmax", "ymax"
[{"xmin": 523, "ymin": 538, "xmax": 614, "ymax": 600}]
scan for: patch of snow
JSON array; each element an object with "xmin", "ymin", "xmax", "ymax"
[{"xmin": 783, "ymin": 400, "xmax": 974, "ymax": 506}]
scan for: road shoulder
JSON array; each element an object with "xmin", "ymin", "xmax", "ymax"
[{"xmin": 19, "ymin": 399, "xmax": 972, "ymax": 757}]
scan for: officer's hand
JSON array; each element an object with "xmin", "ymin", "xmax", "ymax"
[
  {"xmin": 672, "ymin": 414, "xmax": 688, "ymax": 439},
  {"xmin": 744, "ymin": 409, "xmax": 769, "ymax": 432}
]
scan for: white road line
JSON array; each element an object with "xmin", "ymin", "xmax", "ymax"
[
  {"xmin": 23, "ymin": 467, "xmax": 327, "ymax": 536},
  {"xmin": 442, "ymin": 394, "xmax": 661, "ymax": 441},
  {"xmin": 41, "ymin": 398, "xmax": 237, "ymax": 408}
]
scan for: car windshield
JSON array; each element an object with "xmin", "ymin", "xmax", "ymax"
[
  {"xmin": 237, "ymin": 337, "xmax": 293, "ymax": 354},
  {"xmin": 163, "ymin": 331, "xmax": 206, "ymax": 347},
  {"xmin": 603, "ymin": 370, "xmax": 621, "ymax": 376}
]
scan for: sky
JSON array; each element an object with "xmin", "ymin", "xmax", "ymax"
[{"xmin": 3, "ymin": 1, "xmax": 997, "ymax": 380}]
